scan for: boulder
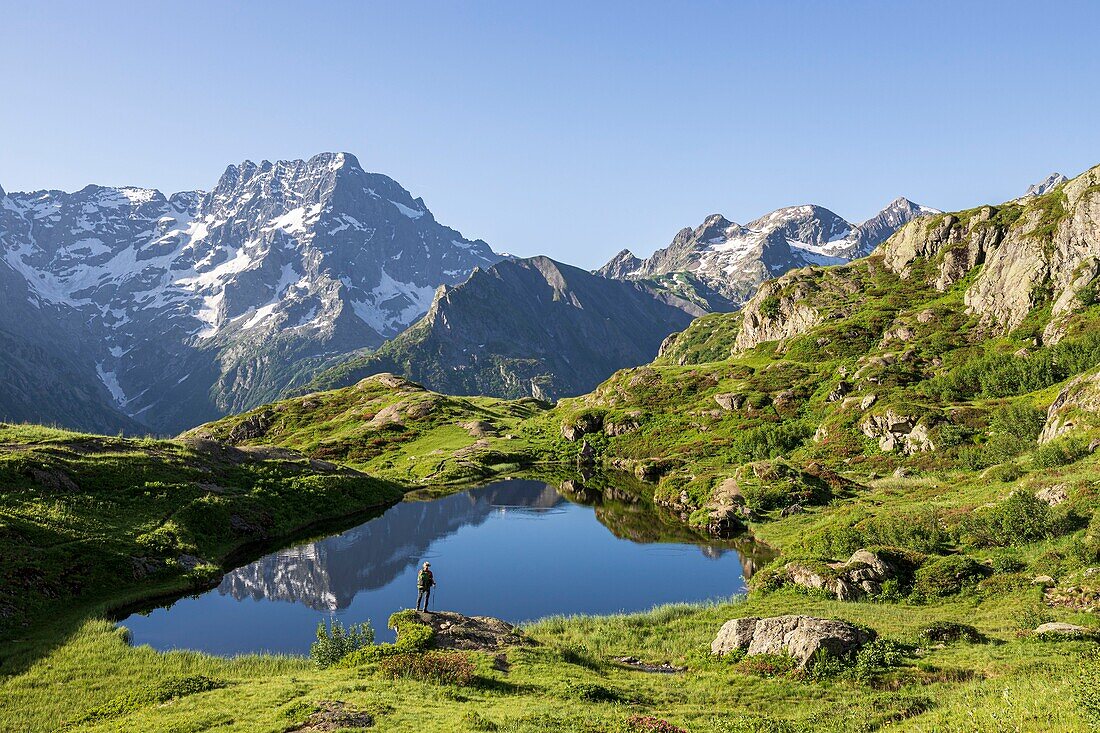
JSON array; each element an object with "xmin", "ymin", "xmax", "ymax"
[
  {"xmin": 861, "ymin": 409, "xmax": 934, "ymax": 454},
  {"xmin": 714, "ymin": 393, "xmax": 746, "ymax": 411},
  {"xmin": 1033, "ymin": 622, "xmax": 1093, "ymax": 637},
  {"xmin": 860, "ymin": 394, "xmax": 878, "ymax": 410},
  {"xmin": 1035, "ymin": 484, "xmax": 1069, "ymax": 507},
  {"xmin": 711, "ymin": 615, "xmax": 873, "ymax": 666}
]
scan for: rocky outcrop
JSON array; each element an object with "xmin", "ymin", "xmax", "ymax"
[
  {"xmin": 711, "ymin": 615, "xmax": 873, "ymax": 666},
  {"xmin": 879, "ymin": 165, "xmax": 1100, "ymax": 339},
  {"xmin": 399, "ymin": 610, "xmax": 530, "ymax": 651},
  {"xmin": 1039, "ymin": 367, "xmax": 1100, "ymax": 443},
  {"xmin": 733, "ymin": 276, "xmax": 821, "ymax": 353},
  {"xmin": 860, "ymin": 409, "xmax": 935, "ymax": 454},
  {"xmin": 784, "ymin": 549, "xmax": 910, "ymax": 600}
]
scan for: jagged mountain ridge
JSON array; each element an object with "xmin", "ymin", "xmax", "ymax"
[
  {"xmin": 0, "ymin": 153, "xmax": 500, "ymax": 432},
  {"xmin": 598, "ymin": 197, "xmax": 939, "ymax": 303},
  {"xmin": 301, "ymin": 256, "xmax": 708, "ymax": 401}
]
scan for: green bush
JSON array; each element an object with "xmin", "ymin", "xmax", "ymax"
[
  {"xmin": 959, "ymin": 492, "xmax": 1058, "ymax": 547},
  {"xmin": 989, "ymin": 403, "xmax": 1045, "ymax": 441},
  {"xmin": 378, "ymin": 651, "xmax": 475, "ymax": 685},
  {"xmin": 1084, "ymin": 511, "xmax": 1100, "ymax": 563},
  {"xmin": 310, "ymin": 618, "xmax": 374, "ymax": 668},
  {"xmin": 1032, "ymin": 436, "xmax": 1090, "ymax": 468},
  {"xmin": 850, "ymin": 639, "xmax": 909, "ymax": 684},
  {"xmin": 563, "ymin": 681, "xmax": 622, "ymax": 702},
  {"xmin": 918, "ymin": 621, "xmax": 985, "ymax": 644},
  {"xmin": 731, "ymin": 422, "xmax": 812, "ymax": 464},
  {"xmin": 912, "ymin": 555, "xmax": 986, "ymax": 600}
]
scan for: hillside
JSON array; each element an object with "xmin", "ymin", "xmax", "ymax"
[{"xmin": 300, "ymin": 256, "xmax": 710, "ymax": 401}]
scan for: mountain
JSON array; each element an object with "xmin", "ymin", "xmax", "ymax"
[
  {"xmin": 0, "ymin": 153, "xmax": 500, "ymax": 433},
  {"xmin": 301, "ymin": 256, "xmax": 708, "ymax": 401},
  {"xmin": 1021, "ymin": 172, "xmax": 1068, "ymax": 198},
  {"xmin": 597, "ymin": 198, "xmax": 939, "ymax": 303}
]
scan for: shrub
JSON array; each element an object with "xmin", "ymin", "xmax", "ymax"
[
  {"xmin": 1084, "ymin": 511, "xmax": 1100, "ymax": 563},
  {"xmin": 731, "ymin": 422, "xmax": 813, "ymax": 464},
  {"xmin": 394, "ymin": 621, "xmax": 434, "ymax": 652},
  {"xmin": 989, "ymin": 403, "xmax": 1045, "ymax": 441},
  {"xmin": 563, "ymin": 681, "xmax": 621, "ymax": 703},
  {"xmin": 959, "ymin": 492, "xmax": 1057, "ymax": 547},
  {"xmin": 1032, "ymin": 437, "xmax": 1090, "ymax": 469},
  {"xmin": 918, "ymin": 621, "xmax": 985, "ymax": 644},
  {"xmin": 850, "ymin": 639, "xmax": 909, "ymax": 684},
  {"xmin": 310, "ymin": 618, "xmax": 374, "ymax": 668},
  {"xmin": 378, "ymin": 651, "xmax": 475, "ymax": 685},
  {"xmin": 911, "ymin": 555, "xmax": 986, "ymax": 600}
]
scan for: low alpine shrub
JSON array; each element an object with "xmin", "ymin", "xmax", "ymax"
[
  {"xmin": 918, "ymin": 621, "xmax": 985, "ymax": 644},
  {"xmin": 911, "ymin": 555, "xmax": 986, "ymax": 601}
]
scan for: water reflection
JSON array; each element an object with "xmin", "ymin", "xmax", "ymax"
[{"xmin": 218, "ymin": 481, "xmax": 565, "ymax": 610}]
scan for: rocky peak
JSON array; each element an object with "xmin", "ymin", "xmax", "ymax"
[
  {"xmin": 879, "ymin": 163, "xmax": 1100, "ymax": 339},
  {"xmin": 857, "ymin": 197, "xmax": 941, "ymax": 253},
  {"xmin": 597, "ymin": 248, "xmax": 644, "ymax": 279},
  {"xmin": 1023, "ymin": 172, "xmax": 1068, "ymax": 198},
  {"xmin": 748, "ymin": 204, "xmax": 851, "ymax": 247}
]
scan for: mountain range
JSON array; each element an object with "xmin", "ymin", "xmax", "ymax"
[
  {"xmin": 0, "ymin": 153, "xmax": 500, "ymax": 432},
  {"xmin": 3, "ymin": 155, "xmax": 1064, "ymax": 434},
  {"xmin": 598, "ymin": 197, "xmax": 940, "ymax": 303}
]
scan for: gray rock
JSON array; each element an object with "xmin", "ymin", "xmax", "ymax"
[
  {"xmin": 1034, "ymin": 484, "xmax": 1069, "ymax": 507},
  {"xmin": 1033, "ymin": 622, "xmax": 1092, "ymax": 637},
  {"xmin": 714, "ymin": 393, "xmax": 747, "ymax": 411},
  {"xmin": 711, "ymin": 615, "xmax": 873, "ymax": 665}
]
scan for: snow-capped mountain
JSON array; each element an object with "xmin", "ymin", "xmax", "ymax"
[
  {"xmin": 597, "ymin": 198, "xmax": 939, "ymax": 303},
  {"xmin": 0, "ymin": 153, "xmax": 500, "ymax": 432}
]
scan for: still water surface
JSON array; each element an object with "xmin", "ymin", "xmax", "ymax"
[{"xmin": 121, "ymin": 479, "xmax": 765, "ymax": 655}]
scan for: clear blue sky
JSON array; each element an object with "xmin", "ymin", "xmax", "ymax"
[{"xmin": 2, "ymin": 1, "xmax": 1098, "ymax": 268}]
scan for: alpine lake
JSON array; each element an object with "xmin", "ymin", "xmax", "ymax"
[{"xmin": 119, "ymin": 477, "xmax": 775, "ymax": 655}]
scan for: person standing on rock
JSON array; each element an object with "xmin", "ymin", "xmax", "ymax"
[{"xmin": 416, "ymin": 562, "xmax": 436, "ymax": 612}]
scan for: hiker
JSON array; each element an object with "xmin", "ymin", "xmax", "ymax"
[{"xmin": 415, "ymin": 561, "xmax": 436, "ymax": 611}]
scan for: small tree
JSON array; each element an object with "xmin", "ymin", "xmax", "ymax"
[{"xmin": 310, "ymin": 618, "xmax": 374, "ymax": 668}]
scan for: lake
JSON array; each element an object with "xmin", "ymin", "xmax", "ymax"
[{"xmin": 120, "ymin": 478, "xmax": 771, "ymax": 655}]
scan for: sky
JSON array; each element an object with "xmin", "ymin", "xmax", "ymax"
[{"xmin": 1, "ymin": 1, "xmax": 1098, "ymax": 269}]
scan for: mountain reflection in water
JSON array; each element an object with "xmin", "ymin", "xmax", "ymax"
[
  {"xmin": 218, "ymin": 481, "xmax": 568, "ymax": 610},
  {"xmin": 122, "ymin": 479, "xmax": 773, "ymax": 655}
]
